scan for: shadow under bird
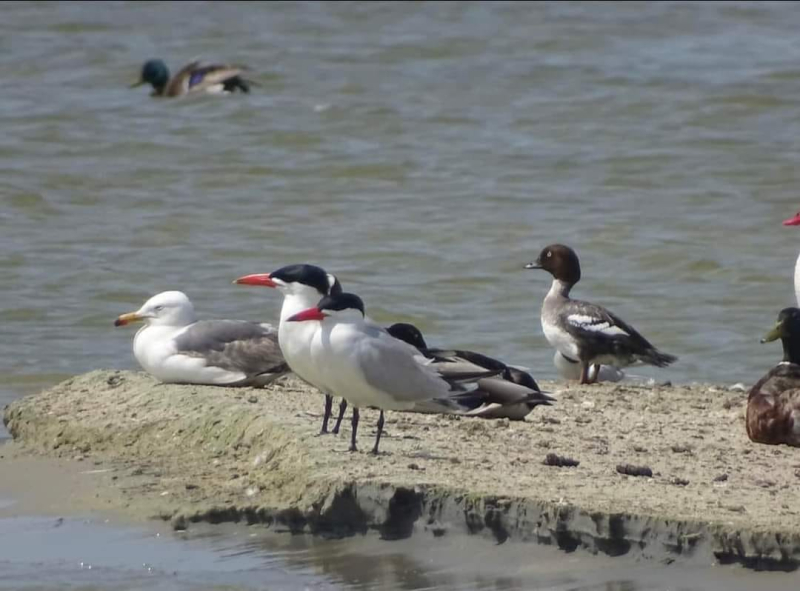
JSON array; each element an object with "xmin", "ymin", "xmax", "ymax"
[
  {"xmin": 748, "ymin": 307, "xmax": 800, "ymax": 447},
  {"xmin": 552, "ymin": 349, "xmax": 624, "ymax": 383},
  {"xmin": 525, "ymin": 244, "xmax": 676, "ymax": 384},
  {"xmin": 115, "ymin": 291, "xmax": 287, "ymax": 386},
  {"xmin": 130, "ymin": 59, "xmax": 253, "ymax": 97},
  {"xmin": 385, "ymin": 322, "xmax": 555, "ymax": 420},
  {"xmin": 234, "ymin": 264, "xmax": 349, "ymax": 435},
  {"xmin": 288, "ymin": 292, "xmax": 502, "ymax": 455}
]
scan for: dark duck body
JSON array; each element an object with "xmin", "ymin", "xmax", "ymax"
[
  {"xmin": 525, "ymin": 244, "xmax": 676, "ymax": 384},
  {"xmin": 386, "ymin": 322, "xmax": 554, "ymax": 420},
  {"xmin": 131, "ymin": 59, "xmax": 252, "ymax": 97},
  {"xmin": 748, "ymin": 307, "xmax": 800, "ymax": 447}
]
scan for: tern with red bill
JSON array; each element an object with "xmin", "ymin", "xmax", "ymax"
[
  {"xmin": 783, "ymin": 211, "xmax": 800, "ymax": 305},
  {"xmin": 287, "ymin": 292, "xmax": 499, "ymax": 454},
  {"xmin": 234, "ymin": 264, "xmax": 348, "ymax": 434},
  {"xmin": 114, "ymin": 291, "xmax": 286, "ymax": 386}
]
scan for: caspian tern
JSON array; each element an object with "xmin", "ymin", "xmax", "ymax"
[
  {"xmin": 114, "ymin": 291, "xmax": 287, "ymax": 386},
  {"xmin": 288, "ymin": 292, "xmax": 498, "ymax": 454},
  {"xmin": 782, "ymin": 211, "xmax": 800, "ymax": 305},
  {"xmin": 385, "ymin": 322, "xmax": 555, "ymax": 420},
  {"xmin": 525, "ymin": 244, "xmax": 676, "ymax": 384},
  {"xmin": 234, "ymin": 264, "xmax": 348, "ymax": 433}
]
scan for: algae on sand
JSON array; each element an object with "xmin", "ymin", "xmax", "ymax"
[{"xmin": 4, "ymin": 370, "xmax": 800, "ymax": 570}]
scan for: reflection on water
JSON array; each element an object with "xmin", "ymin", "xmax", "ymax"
[{"xmin": 1, "ymin": 515, "xmax": 794, "ymax": 591}]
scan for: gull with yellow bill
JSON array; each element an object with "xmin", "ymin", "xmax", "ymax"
[{"xmin": 114, "ymin": 291, "xmax": 287, "ymax": 386}]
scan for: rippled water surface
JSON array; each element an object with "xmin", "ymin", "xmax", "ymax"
[
  {"xmin": 5, "ymin": 0, "xmax": 800, "ymax": 405},
  {"xmin": 3, "ymin": 1, "xmax": 800, "ymax": 586}
]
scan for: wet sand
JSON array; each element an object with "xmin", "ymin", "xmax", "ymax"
[{"xmin": 4, "ymin": 370, "xmax": 800, "ymax": 571}]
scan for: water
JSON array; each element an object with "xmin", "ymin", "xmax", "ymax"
[
  {"xmin": 0, "ymin": 514, "xmax": 795, "ymax": 591},
  {"xmin": 2, "ymin": 0, "xmax": 800, "ymax": 586}
]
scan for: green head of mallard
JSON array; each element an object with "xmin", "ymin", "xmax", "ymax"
[
  {"xmin": 761, "ymin": 308, "xmax": 800, "ymax": 343},
  {"xmin": 762, "ymin": 307, "xmax": 800, "ymax": 364},
  {"xmin": 131, "ymin": 59, "xmax": 170, "ymax": 93}
]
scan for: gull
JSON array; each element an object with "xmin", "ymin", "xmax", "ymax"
[{"xmin": 115, "ymin": 291, "xmax": 286, "ymax": 386}]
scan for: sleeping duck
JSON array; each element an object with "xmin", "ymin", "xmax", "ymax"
[
  {"xmin": 385, "ymin": 322, "xmax": 555, "ymax": 420},
  {"xmin": 747, "ymin": 307, "xmax": 800, "ymax": 447},
  {"xmin": 131, "ymin": 59, "xmax": 252, "ymax": 97}
]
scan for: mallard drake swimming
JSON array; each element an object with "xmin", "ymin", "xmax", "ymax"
[
  {"xmin": 747, "ymin": 307, "xmax": 800, "ymax": 447},
  {"xmin": 130, "ymin": 59, "xmax": 252, "ymax": 97}
]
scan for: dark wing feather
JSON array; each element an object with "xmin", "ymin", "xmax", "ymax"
[
  {"xmin": 164, "ymin": 60, "xmax": 201, "ymax": 96},
  {"xmin": 559, "ymin": 299, "xmax": 675, "ymax": 367},
  {"xmin": 417, "ymin": 347, "xmax": 550, "ymax": 419},
  {"xmin": 166, "ymin": 62, "xmax": 249, "ymax": 96},
  {"xmin": 173, "ymin": 320, "xmax": 287, "ymax": 378},
  {"xmin": 747, "ymin": 363, "xmax": 800, "ymax": 446},
  {"xmin": 428, "ymin": 348, "xmax": 541, "ymax": 392}
]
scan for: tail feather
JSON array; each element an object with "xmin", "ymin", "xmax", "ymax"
[
  {"xmin": 642, "ymin": 349, "xmax": 677, "ymax": 368},
  {"xmin": 408, "ymin": 378, "xmax": 555, "ymax": 419},
  {"xmin": 223, "ymin": 76, "xmax": 253, "ymax": 93}
]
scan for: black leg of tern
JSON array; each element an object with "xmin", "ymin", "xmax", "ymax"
[
  {"xmin": 332, "ymin": 398, "xmax": 348, "ymax": 434},
  {"xmin": 350, "ymin": 407, "xmax": 359, "ymax": 452},
  {"xmin": 320, "ymin": 394, "xmax": 333, "ymax": 434},
  {"xmin": 371, "ymin": 411, "xmax": 385, "ymax": 455}
]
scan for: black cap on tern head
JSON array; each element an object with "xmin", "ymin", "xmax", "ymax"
[
  {"xmin": 525, "ymin": 244, "xmax": 581, "ymax": 285},
  {"xmin": 386, "ymin": 323, "xmax": 428, "ymax": 350},
  {"xmin": 328, "ymin": 274, "xmax": 343, "ymax": 296},
  {"xmin": 317, "ymin": 292, "xmax": 365, "ymax": 316},
  {"xmin": 270, "ymin": 264, "xmax": 335, "ymax": 296}
]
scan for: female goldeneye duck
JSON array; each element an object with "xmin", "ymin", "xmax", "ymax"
[
  {"xmin": 524, "ymin": 244, "xmax": 677, "ymax": 385},
  {"xmin": 747, "ymin": 307, "xmax": 800, "ymax": 447}
]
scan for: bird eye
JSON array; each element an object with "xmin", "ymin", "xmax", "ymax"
[
  {"xmin": 154, "ymin": 305, "xmax": 164, "ymax": 312},
  {"xmin": 546, "ymin": 251, "xmax": 552, "ymax": 258}
]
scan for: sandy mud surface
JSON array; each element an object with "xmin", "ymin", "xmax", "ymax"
[{"xmin": 4, "ymin": 370, "xmax": 800, "ymax": 570}]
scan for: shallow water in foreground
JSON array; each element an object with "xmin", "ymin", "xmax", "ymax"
[{"xmin": 0, "ymin": 511, "xmax": 797, "ymax": 591}]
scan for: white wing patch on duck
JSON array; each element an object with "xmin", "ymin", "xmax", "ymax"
[{"xmin": 566, "ymin": 314, "xmax": 629, "ymax": 336}]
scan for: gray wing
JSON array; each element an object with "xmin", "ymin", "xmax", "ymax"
[
  {"xmin": 357, "ymin": 326, "xmax": 482, "ymax": 404},
  {"xmin": 173, "ymin": 320, "xmax": 287, "ymax": 379}
]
